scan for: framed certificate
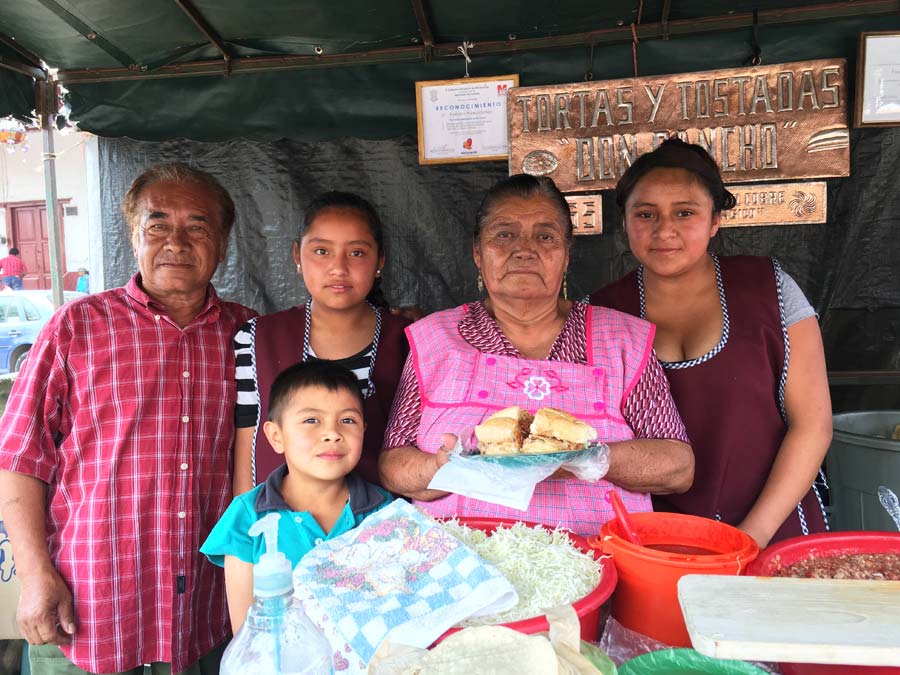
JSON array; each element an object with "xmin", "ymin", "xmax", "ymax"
[
  {"xmin": 855, "ymin": 32, "xmax": 900, "ymax": 127},
  {"xmin": 415, "ymin": 75, "xmax": 519, "ymax": 164}
]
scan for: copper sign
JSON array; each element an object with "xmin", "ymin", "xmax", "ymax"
[
  {"xmin": 566, "ymin": 194, "xmax": 603, "ymax": 235},
  {"xmin": 509, "ymin": 59, "xmax": 849, "ymax": 193},
  {"xmin": 719, "ymin": 182, "xmax": 827, "ymax": 228}
]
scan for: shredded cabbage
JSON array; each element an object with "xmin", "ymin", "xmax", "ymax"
[{"xmin": 441, "ymin": 520, "xmax": 602, "ymax": 626}]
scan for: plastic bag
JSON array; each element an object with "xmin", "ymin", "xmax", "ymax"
[
  {"xmin": 599, "ymin": 616, "xmax": 669, "ymax": 666},
  {"xmin": 428, "ymin": 451, "xmax": 555, "ymax": 510},
  {"xmin": 427, "ymin": 435, "xmax": 611, "ymax": 510},
  {"xmin": 618, "ymin": 649, "xmax": 773, "ymax": 675},
  {"xmin": 599, "ymin": 617, "xmax": 781, "ymax": 675},
  {"xmin": 580, "ymin": 642, "xmax": 618, "ymax": 675},
  {"xmin": 561, "ymin": 444, "xmax": 610, "ymax": 481},
  {"xmin": 546, "ymin": 606, "xmax": 617, "ymax": 675}
]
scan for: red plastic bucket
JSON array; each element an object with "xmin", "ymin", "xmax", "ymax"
[
  {"xmin": 746, "ymin": 531, "xmax": 900, "ymax": 675},
  {"xmin": 591, "ymin": 512, "xmax": 759, "ymax": 647},
  {"xmin": 435, "ymin": 517, "xmax": 617, "ymax": 643}
]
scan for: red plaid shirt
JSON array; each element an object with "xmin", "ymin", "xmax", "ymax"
[
  {"xmin": 0, "ymin": 275, "xmax": 256, "ymax": 673},
  {"xmin": 0, "ymin": 254, "xmax": 27, "ymax": 277}
]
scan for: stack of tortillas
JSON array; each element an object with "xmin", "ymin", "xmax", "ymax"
[
  {"xmin": 401, "ymin": 626, "xmax": 559, "ymax": 674},
  {"xmin": 370, "ymin": 607, "xmax": 606, "ymax": 674}
]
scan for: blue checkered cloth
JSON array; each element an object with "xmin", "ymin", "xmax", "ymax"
[{"xmin": 291, "ymin": 499, "xmax": 517, "ymax": 666}]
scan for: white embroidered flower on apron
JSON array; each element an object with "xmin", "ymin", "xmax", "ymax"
[
  {"xmin": 523, "ymin": 375, "xmax": 552, "ymax": 400},
  {"xmin": 508, "ymin": 367, "xmax": 568, "ymax": 401}
]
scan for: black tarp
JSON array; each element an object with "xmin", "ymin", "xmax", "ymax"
[
  {"xmin": 99, "ymin": 125, "xmax": 900, "ymax": 376},
  {"xmin": 0, "ymin": 44, "xmax": 35, "ymax": 122}
]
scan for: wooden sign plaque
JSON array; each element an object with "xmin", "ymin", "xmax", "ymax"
[
  {"xmin": 509, "ymin": 59, "xmax": 849, "ymax": 192},
  {"xmin": 719, "ymin": 182, "xmax": 828, "ymax": 228}
]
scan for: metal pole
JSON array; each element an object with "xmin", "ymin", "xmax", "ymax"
[{"xmin": 39, "ymin": 80, "xmax": 65, "ymax": 309}]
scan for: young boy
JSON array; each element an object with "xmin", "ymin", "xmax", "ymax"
[{"xmin": 201, "ymin": 360, "xmax": 392, "ymax": 631}]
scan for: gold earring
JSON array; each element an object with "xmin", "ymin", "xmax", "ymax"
[
  {"xmin": 562, "ymin": 275, "xmax": 568, "ymax": 300},
  {"xmin": 477, "ymin": 273, "xmax": 484, "ymax": 293}
]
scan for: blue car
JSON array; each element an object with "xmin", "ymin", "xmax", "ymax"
[{"xmin": 0, "ymin": 290, "xmax": 86, "ymax": 374}]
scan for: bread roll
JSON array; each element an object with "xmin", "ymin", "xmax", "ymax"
[
  {"xmin": 529, "ymin": 407, "xmax": 597, "ymax": 445},
  {"xmin": 474, "ymin": 418, "xmax": 519, "ymax": 444},
  {"xmin": 474, "ymin": 406, "xmax": 533, "ymax": 455},
  {"xmin": 473, "ymin": 406, "xmax": 596, "ymax": 455}
]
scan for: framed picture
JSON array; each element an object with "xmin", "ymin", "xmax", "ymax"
[
  {"xmin": 855, "ymin": 31, "xmax": 900, "ymax": 127},
  {"xmin": 415, "ymin": 75, "xmax": 519, "ymax": 164}
]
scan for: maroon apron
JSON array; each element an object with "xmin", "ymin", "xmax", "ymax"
[
  {"xmin": 592, "ymin": 255, "xmax": 826, "ymax": 542},
  {"xmin": 250, "ymin": 305, "xmax": 410, "ymax": 487}
]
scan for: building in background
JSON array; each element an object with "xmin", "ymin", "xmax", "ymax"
[{"xmin": 0, "ymin": 127, "xmax": 103, "ymax": 292}]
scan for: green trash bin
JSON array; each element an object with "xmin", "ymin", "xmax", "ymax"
[{"xmin": 827, "ymin": 411, "xmax": 900, "ymax": 532}]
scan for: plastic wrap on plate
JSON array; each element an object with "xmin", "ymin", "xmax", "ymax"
[{"xmin": 428, "ymin": 433, "xmax": 610, "ymax": 510}]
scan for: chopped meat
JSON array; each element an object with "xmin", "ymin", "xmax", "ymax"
[{"xmin": 773, "ymin": 552, "xmax": 900, "ymax": 580}]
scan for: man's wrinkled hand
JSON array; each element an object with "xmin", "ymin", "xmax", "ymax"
[{"xmin": 17, "ymin": 567, "xmax": 76, "ymax": 645}]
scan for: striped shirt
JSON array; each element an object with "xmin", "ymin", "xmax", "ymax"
[
  {"xmin": 234, "ymin": 321, "xmax": 373, "ymax": 427},
  {"xmin": 0, "ymin": 275, "xmax": 256, "ymax": 673},
  {"xmin": 385, "ymin": 301, "xmax": 688, "ymax": 448}
]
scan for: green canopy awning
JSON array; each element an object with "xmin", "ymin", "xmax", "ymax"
[{"xmin": 2, "ymin": 1, "xmax": 899, "ymax": 140}]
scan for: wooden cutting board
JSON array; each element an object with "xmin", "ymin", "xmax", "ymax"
[{"xmin": 677, "ymin": 574, "xmax": 900, "ymax": 666}]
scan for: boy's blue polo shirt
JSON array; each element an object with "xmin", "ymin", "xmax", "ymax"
[{"xmin": 201, "ymin": 464, "xmax": 392, "ymax": 568}]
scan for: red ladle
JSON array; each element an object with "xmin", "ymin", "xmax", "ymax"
[{"xmin": 605, "ymin": 490, "xmax": 642, "ymax": 546}]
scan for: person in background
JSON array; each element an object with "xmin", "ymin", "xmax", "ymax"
[
  {"xmin": 233, "ymin": 192, "xmax": 410, "ymax": 496},
  {"xmin": 0, "ymin": 163, "xmax": 256, "ymax": 674},
  {"xmin": 379, "ymin": 174, "xmax": 693, "ymax": 537},
  {"xmin": 75, "ymin": 268, "xmax": 90, "ymax": 293},
  {"xmin": 202, "ymin": 360, "xmax": 391, "ymax": 632},
  {"xmin": 591, "ymin": 138, "xmax": 831, "ymax": 548},
  {"xmin": 0, "ymin": 248, "xmax": 27, "ymax": 289}
]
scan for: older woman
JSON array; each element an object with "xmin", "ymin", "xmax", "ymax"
[
  {"xmin": 378, "ymin": 174, "xmax": 693, "ymax": 536},
  {"xmin": 592, "ymin": 139, "xmax": 831, "ymax": 548}
]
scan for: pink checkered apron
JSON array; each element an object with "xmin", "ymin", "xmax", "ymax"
[{"xmin": 406, "ymin": 303, "xmax": 655, "ymax": 536}]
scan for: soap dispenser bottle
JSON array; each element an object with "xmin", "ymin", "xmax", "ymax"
[{"xmin": 220, "ymin": 513, "xmax": 333, "ymax": 675}]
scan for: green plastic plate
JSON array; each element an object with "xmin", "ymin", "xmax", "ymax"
[{"xmin": 468, "ymin": 447, "xmax": 594, "ymax": 466}]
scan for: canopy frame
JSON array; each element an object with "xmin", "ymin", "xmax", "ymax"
[
  {"xmin": 53, "ymin": 0, "xmax": 900, "ymax": 85},
  {"xmin": 172, "ymin": 0, "xmax": 232, "ymax": 70}
]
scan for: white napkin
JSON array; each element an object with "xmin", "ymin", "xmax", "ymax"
[{"xmin": 428, "ymin": 453, "xmax": 558, "ymax": 510}]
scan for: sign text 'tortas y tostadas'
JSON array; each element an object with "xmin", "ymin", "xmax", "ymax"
[{"xmin": 508, "ymin": 59, "xmax": 849, "ymax": 193}]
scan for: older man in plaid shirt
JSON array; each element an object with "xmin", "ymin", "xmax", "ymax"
[{"xmin": 0, "ymin": 164, "xmax": 256, "ymax": 675}]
